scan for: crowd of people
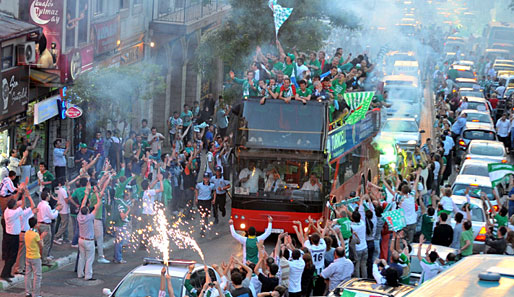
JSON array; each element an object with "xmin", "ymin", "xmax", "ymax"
[{"xmin": 0, "ymin": 93, "xmax": 236, "ymax": 296}]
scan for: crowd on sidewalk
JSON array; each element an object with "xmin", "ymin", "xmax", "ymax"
[{"xmin": 0, "ymin": 94, "xmax": 234, "ymax": 296}]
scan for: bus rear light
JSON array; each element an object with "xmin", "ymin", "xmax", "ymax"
[{"xmin": 475, "ymin": 226, "xmax": 487, "ymax": 242}]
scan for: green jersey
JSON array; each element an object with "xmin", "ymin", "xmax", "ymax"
[
  {"xmin": 460, "ymin": 229, "xmax": 474, "ymax": 256},
  {"xmin": 41, "ymin": 171, "xmax": 55, "ymax": 190},
  {"xmin": 233, "ymin": 77, "xmax": 259, "ymax": 96},
  {"xmin": 337, "ymin": 217, "xmax": 352, "ymax": 239},
  {"xmin": 493, "ymin": 213, "xmax": 508, "ymax": 237},
  {"xmin": 421, "ymin": 214, "xmax": 435, "ymax": 241},
  {"xmin": 306, "ymin": 59, "xmax": 321, "ymax": 76},
  {"xmin": 163, "ymin": 179, "xmax": 172, "ymax": 206},
  {"xmin": 297, "ymin": 88, "xmax": 312, "ymax": 98},
  {"xmin": 332, "ymin": 80, "xmax": 347, "ymax": 97}
]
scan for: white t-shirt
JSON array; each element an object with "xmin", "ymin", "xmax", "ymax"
[
  {"xmin": 55, "ymin": 186, "xmax": 69, "ymax": 214},
  {"xmin": 239, "ymin": 168, "xmax": 264, "ymax": 193},
  {"xmin": 400, "ymin": 193, "xmax": 417, "ymax": 225},
  {"xmin": 420, "ymin": 260, "xmax": 444, "ymax": 283},
  {"xmin": 351, "ymin": 221, "xmax": 367, "ymax": 251},
  {"xmin": 304, "ymin": 239, "xmax": 327, "ymax": 275},
  {"xmin": 206, "ymin": 152, "xmax": 214, "ymax": 174},
  {"xmin": 142, "ymin": 189, "xmax": 157, "ymax": 215},
  {"xmin": 4, "ymin": 207, "xmax": 23, "ymax": 235},
  {"xmin": 440, "ymin": 195, "xmax": 453, "ymax": 212},
  {"xmin": 496, "ymin": 119, "xmax": 511, "ymax": 137},
  {"xmin": 287, "ymin": 258, "xmax": 305, "ymax": 293}
]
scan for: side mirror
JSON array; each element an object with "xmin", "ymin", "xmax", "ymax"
[
  {"xmin": 419, "ymin": 130, "xmax": 426, "ymax": 134},
  {"xmin": 102, "ymin": 288, "xmax": 112, "ymax": 296}
]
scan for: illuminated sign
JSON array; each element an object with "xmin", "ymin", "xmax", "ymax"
[{"xmin": 327, "ymin": 111, "xmax": 380, "ymax": 162}]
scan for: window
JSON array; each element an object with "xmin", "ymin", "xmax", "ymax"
[
  {"xmin": 66, "ymin": 0, "xmax": 89, "ymax": 49},
  {"xmin": 1, "ymin": 45, "xmax": 14, "ymax": 70},
  {"xmin": 120, "ymin": 0, "xmax": 129, "ymax": 9},
  {"xmin": 133, "ymin": 0, "xmax": 142, "ymax": 6},
  {"xmin": 93, "ymin": 0, "xmax": 104, "ymax": 15}
]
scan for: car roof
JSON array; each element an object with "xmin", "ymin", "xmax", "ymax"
[
  {"xmin": 460, "ymin": 159, "xmax": 490, "ymax": 167},
  {"xmin": 461, "ymin": 109, "xmax": 490, "ymax": 116},
  {"xmin": 335, "ymin": 278, "xmax": 414, "ymax": 297},
  {"xmin": 394, "ymin": 60, "xmax": 419, "ymax": 67},
  {"xmin": 468, "ymin": 139, "xmax": 504, "ymax": 147},
  {"xmin": 130, "ymin": 262, "xmax": 208, "ymax": 278},
  {"xmin": 453, "ymin": 174, "xmax": 492, "ymax": 186},
  {"xmin": 463, "ymin": 123, "xmax": 495, "ymax": 131},
  {"xmin": 466, "ymin": 97, "xmax": 488, "ymax": 102},
  {"xmin": 450, "ymin": 195, "xmax": 485, "ymax": 208},
  {"xmin": 383, "ymin": 74, "xmax": 417, "ymax": 81},
  {"xmin": 456, "ymin": 78, "xmax": 477, "ymax": 83},
  {"xmin": 407, "ymin": 255, "xmax": 514, "ymax": 297}
]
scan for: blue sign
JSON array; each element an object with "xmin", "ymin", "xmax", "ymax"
[
  {"xmin": 327, "ymin": 111, "xmax": 379, "ymax": 161},
  {"xmin": 34, "ymin": 96, "xmax": 60, "ymax": 125}
]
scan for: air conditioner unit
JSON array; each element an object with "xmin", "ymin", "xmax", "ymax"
[{"xmin": 17, "ymin": 42, "xmax": 36, "ymax": 65}]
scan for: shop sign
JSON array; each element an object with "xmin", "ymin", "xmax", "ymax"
[
  {"xmin": 29, "ymin": 0, "xmax": 63, "ymax": 70},
  {"xmin": 60, "ymin": 44, "xmax": 94, "ymax": 82},
  {"xmin": 120, "ymin": 42, "xmax": 144, "ymax": 65},
  {"xmin": 65, "ymin": 105, "xmax": 82, "ymax": 118},
  {"xmin": 93, "ymin": 16, "xmax": 120, "ymax": 56},
  {"xmin": 327, "ymin": 111, "xmax": 379, "ymax": 162},
  {"xmin": 34, "ymin": 95, "xmax": 59, "ymax": 125},
  {"xmin": 0, "ymin": 67, "xmax": 29, "ymax": 121}
]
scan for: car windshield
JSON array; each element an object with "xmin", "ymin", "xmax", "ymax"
[
  {"xmin": 466, "ymin": 101, "xmax": 487, "ymax": 111},
  {"xmin": 113, "ymin": 274, "xmax": 182, "ymax": 297},
  {"xmin": 386, "ymin": 87, "xmax": 419, "ymax": 101},
  {"xmin": 383, "ymin": 120, "xmax": 418, "ymax": 133},
  {"xmin": 234, "ymin": 158, "xmax": 324, "ymax": 200},
  {"xmin": 452, "ymin": 184, "xmax": 494, "ymax": 200},
  {"xmin": 460, "ymin": 91, "xmax": 484, "ymax": 98},
  {"xmin": 458, "ymin": 82, "xmax": 477, "ymax": 89},
  {"xmin": 460, "ymin": 164, "xmax": 489, "ymax": 177},
  {"xmin": 466, "ymin": 113, "xmax": 492, "ymax": 124},
  {"xmin": 469, "ymin": 143, "xmax": 504, "ymax": 156},
  {"xmin": 462, "ymin": 130, "xmax": 496, "ymax": 141},
  {"xmin": 454, "ymin": 203, "xmax": 485, "ymax": 222},
  {"xmin": 456, "ymin": 70, "xmax": 475, "ymax": 79}
]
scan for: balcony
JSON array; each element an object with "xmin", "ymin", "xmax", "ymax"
[{"xmin": 151, "ymin": 0, "xmax": 230, "ymax": 36}]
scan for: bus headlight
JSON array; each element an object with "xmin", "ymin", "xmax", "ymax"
[
  {"xmin": 407, "ymin": 140, "xmax": 417, "ymax": 145},
  {"xmin": 240, "ymin": 223, "xmax": 246, "ymax": 229}
]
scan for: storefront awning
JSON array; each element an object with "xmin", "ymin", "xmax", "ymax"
[
  {"xmin": 30, "ymin": 69, "xmax": 62, "ymax": 88},
  {"xmin": 0, "ymin": 15, "xmax": 41, "ymax": 42}
]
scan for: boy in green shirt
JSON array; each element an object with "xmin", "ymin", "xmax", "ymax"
[
  {"xmin": 162, "ymin": 172, "xmax": 173, "ymax": 212},
  {"xmin": 295, "ymin": 80, "xmax": 312, "ymax": 104},
  {"xmin": 459, "ymin": 220, "xmax": 474, "ymax": 257},
  {"xmin": 38, "ymin": 163, "xmax": 55, "ymax": 191},
  {"xmin": 306, "ymin": 52, "xmax": 321, "ymax": 77}
]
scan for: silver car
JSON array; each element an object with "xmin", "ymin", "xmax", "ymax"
[
  {"xmin": 463, "ymin": 140, "xmax": 508, "ymax": 164},
  {"xmin": 379, "ymin": 117, "xmax": 425, "ymax": 150},
  {"xmin": 102, "ymin": 258, "xmax": 220, "ymax": 297}
]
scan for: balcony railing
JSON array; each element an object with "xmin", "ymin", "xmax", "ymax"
[{"xmin": 154, "ymin": 0, "xmax": 230, "ymax": 24}]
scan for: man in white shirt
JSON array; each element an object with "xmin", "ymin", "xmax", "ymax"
[
  {"xmin": 321, "ymin": 246, "xmax": 354, "ymax": 292},
  {"xmin": 37, "ymin": 191, "xmax": 61, "ymax": 265},
  {"xmin": 147, "ymin": 127, "xmax": 165, "ymax": 161},
  {"xmin": 439, "ymin": 188, "xmax": 454, "ymax": 213},
  {"xmin": 53, "ymin": 178, "xmax": 70, "ymax": 245},
  {"xmin": 13, "ymin": 191, "xmax": 36, "ymax": 276},
  {"xmin": 287, "ymin": 249, "xmax": 305, "ymax": 297},
  {"xmin": 351, "ymin": 209, "xmax": 368, "ymax": 278},
  {"xmin": 417, "ymin": 238, "xmax": 444, "ymax": 283},
  {"xmin": 239, "ymin": 162, "xmax": 265, "ymax": 194},
  {"xmin": 496, "ymin": 114, "xmax": 511, "ymax": 152},
  {"xmin": 1, "ymin": 189, "xmax": 26, "ymax": 280},
  {"xmin": 140, "ymin": 175, "xmax": 163, "ymax": 246},
  {"xmin": 0, "ymin": 171, "xmax": 18, "ymax": 198},
  {"xmin": 301, "ymin": 173, "xmax": 322, "ymax": 192}
]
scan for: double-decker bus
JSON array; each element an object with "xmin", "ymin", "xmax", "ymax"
[{"xmin": 229, "ymin": 98, "xmax": 380, "ymax": 233}]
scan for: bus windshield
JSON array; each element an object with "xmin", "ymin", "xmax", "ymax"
[
  {"xmin": 234, "ymin": 158, "xmax": 324, "ymax": 201},
  {"xmin": 240, "ymin": 99, "xmax": 325, "ymax": 151}
]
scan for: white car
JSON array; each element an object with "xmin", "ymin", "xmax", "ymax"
[
  {"xmin": 449, "ymin": 195, "xmax": 488, "ymax": 254},
  {"xmin": 458, "ymin": 159, "xmax": 509, "ymax": 196},
  {"xmin": 463, "ymin": 140, "xmax": 508, "ymax": 164},
  {"xmin": 409, "ymin": 243, "xmax": 457, "ymax": 280},
  {"xmin": 103, "ymin": 258, "xmax": 220, "ymax": 297},
  {"xmin": 460, "ymin": 110, "xmax": 494, "ymax": 130},
  {"xmin": 379, "ymin": 118, "xmax": 425, "ymax": 150}
]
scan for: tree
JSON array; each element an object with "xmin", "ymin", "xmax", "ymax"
[
  {"xmin": 67, "ymin": 63, "xmax": 165, "ymax": 136},
  {"xmin": 196, "ymin": 0, "xmax": 359, "ymax": 80}
]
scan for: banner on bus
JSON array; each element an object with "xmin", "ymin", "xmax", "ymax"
[{"xmin": 327, "ymin": 110, "xmax": 380, "ymax": 162}]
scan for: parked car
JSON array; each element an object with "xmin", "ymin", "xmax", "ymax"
[
  {"xmin": 462, "ymin": 140, "xmax": 508, "ymax": 165},
  {"xmin": 455, "ymin": 124, "xmax": 497, "ymax": 163},
  {"xmin": 409, "ymin": 243, "xmax": 456, "ymax": 280},
  {"xmin": 449, "ymin": 195, "xmax": 488, "ymax": 253},
  {"xmin": 102, "ymin": 258, "xmax": 220, "ymax": 297}
]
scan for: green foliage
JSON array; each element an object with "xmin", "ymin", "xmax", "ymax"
[
  {"xmin": 67, "ymin": 63, "xmax": 165, "ymax": 131},
  {"xmin": 197, "ymin": 0, "xmax": 360, "ymax": 80}
]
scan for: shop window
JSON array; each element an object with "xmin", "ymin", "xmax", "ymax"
[
  {"xmin": 1, "ymin": 45, "xmax": 14, "ymax": 70},
  {"xmin": 93, "ymin": 0, "xmax": 104, "ymax": 15},
  {"xmin": 0, "ymin": 130, "xmax": 9, "ymax": 158}
]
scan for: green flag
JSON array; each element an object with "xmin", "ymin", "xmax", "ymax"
[
  {"xmin": 488, "ymin": 163, "xmax": 514, "ymax": 187},
  {"xmin": 382, "ymin": 208, "xmax": 407, "ymax": 231},
  {"xmin": 344, "ymin": 91, "xmax": 375, "ymax": 125}
]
